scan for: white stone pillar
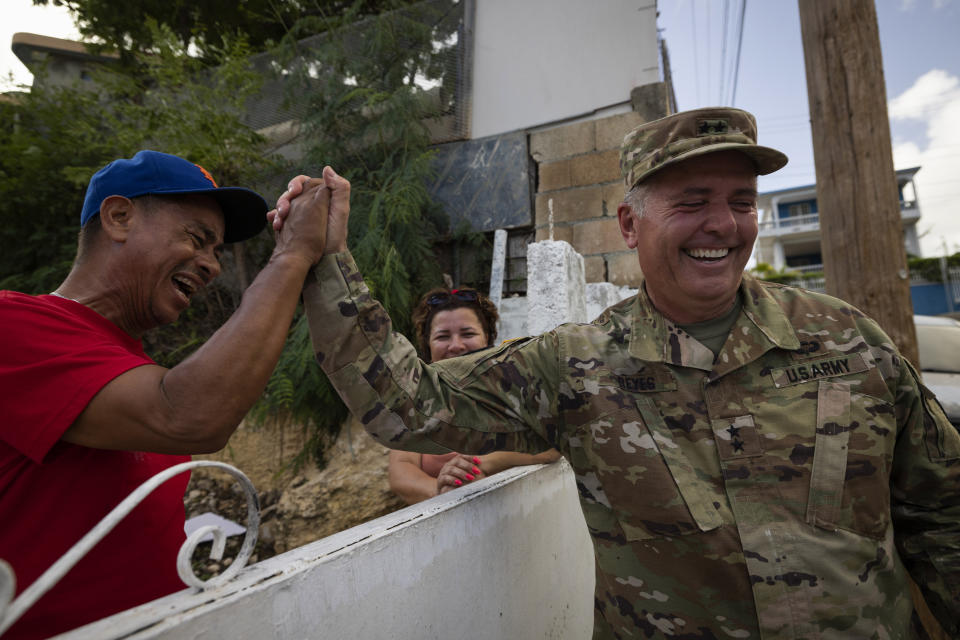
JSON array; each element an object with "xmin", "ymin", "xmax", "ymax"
[
  {"xmin": 773, "ymin": 240, "xmax": 786, "ymax": 271},
  {"xmin": 526, "ymin": 240, "xmax": 587, "ymax": 334},
  {"xmin": 488, "ymin": 229, "xmax": 508, "ymax": 310}
]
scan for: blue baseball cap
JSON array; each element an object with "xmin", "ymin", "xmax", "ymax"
[{"xmin": 80, "ymin": 150, "xmax": 268, "ymax": 243}]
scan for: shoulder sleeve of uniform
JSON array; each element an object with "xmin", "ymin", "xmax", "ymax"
[{"xmin": 890, "ymin": 356, "xmax": 960, "ymax": 634}]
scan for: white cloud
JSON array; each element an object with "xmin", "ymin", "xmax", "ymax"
[
  {"xmin": 901, "ymin": 0, "xmax": 954, "ymax": 9},
  {"xmin": 889, "ymin": 69, "xmax": 958, "ymax": 119},
  {"xmin": 889, "ymin": 69, "xmax": 960, "ymax": 256}
]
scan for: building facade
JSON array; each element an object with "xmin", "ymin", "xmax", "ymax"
[{"xmin": 755, "ymin": 166, "xmax": 923, "ymax": 273}]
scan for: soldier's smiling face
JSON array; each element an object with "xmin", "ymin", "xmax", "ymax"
[{"xmin": 618, "ymin": 151, "xmax": 758, "ymax": 324}]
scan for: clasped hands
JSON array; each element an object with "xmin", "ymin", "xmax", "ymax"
[
  {"xmin": 436, "ymin": 454, "xmax": 488, "ymax": 494},
  {"xmin": 267, "ymin": 166, "xmax": 351, "ymax": 263}
]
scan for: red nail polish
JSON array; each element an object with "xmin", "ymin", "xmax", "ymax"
[
  {"xmin": 473, "ymin": 456, "xmax": 481, "ymax": 464},
  {"xmin": 472, "ymin": 466, "xmax": 480, "ymax": 474},
  {"xmin": 466, "ymin": 474, "xmax": 475, "ymax": 481},
  {"xmin": 455, "ymin": 480, "xmax": 462, "ymax": 486}
]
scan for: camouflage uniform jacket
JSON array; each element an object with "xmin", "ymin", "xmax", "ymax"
[{"xmin": 304, "ymin": 252, "xmax": 960, "ymax": 639}]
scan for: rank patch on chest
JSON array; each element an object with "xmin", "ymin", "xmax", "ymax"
[
  {"xmin": 770, "ymin": 353, "xmax": 868, "ymax": 388},
  {"xmin": 711, "ymin": 414, "xmax": 763, "ymax": 459}
]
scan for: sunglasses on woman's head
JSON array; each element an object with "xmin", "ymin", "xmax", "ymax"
[{"xmin": 425, "ymin": 289, "xmax": 480, "ymax": 307}]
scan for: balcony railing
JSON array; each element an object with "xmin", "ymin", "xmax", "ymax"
[
  {"xmin": 760, "ymin": 200, "xmax": 918, "ymax": 232},
  {"xmin": 758, "ymin": 212, "xmax": 819, "ymax": 232},
  {"xmin": 785, "ymin": 267, "xmax": 932, "ymax": 295},
  {"xmin": 786, "ymin": 263, "xmax": 823, "ymax": 274}
]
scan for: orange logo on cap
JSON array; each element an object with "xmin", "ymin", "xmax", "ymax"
[{"xmin": 194, "ymin": 163, "xmax": 218, "ymax": 187}]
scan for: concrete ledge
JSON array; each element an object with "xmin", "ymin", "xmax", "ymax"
[{"xmin": 61, "ymin": 461, "xmax": 594, "ymax": 640}]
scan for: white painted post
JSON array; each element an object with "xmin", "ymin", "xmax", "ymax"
[
  {"xmin": 526, "ymin": 240, "xmax": 587, "ymax": 335},
  {"xmin": 489, "ymin": 229, "xmax": 508, "ymax": 311}
]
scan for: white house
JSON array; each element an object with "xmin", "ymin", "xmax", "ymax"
[{"xmin": 754, "ymin": 166, "xmax": 923, "ymax": 273}]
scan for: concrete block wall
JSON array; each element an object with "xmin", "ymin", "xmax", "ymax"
[{"xmin": 530, "ymin": 98, "xmax": 669, "ymax": 289}]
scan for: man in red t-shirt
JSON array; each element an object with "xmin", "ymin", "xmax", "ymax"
[{"xmin": 0, "ymin": 150, "xmax": 344, "ymax": 638}]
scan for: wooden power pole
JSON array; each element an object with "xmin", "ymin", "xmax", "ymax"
[{"xmin": 797, "ymin": 0, "xmax": 919, "ymax": 366}]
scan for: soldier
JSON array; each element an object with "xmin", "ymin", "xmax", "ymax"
[{"xmin": 280, "ymin": 109, "xmax": 959, "ymax": 638}]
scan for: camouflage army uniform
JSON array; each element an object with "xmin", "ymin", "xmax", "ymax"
[{"xmin": 304, "ymin": 250, "xmax": 960, "ymax": 639}]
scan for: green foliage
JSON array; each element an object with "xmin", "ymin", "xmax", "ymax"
[
  {"xmin": 0, "ymin": 24, "xmax": 286, "ymax": 365},
  {"xmin": 754, "ymin": 256, "xmax": 960, "ymax": 287},
  {"xmin": 0, "ymin": 86, "xmax": 116, "ymax": 293},
  {"xmin": 35, "ymin": 0, "xmax": 413, "ymax": 65},
  {"xmin": 907, "ymin": 254, "xmax": 960, "ymax": 283},
  {"xmin": 247, "ymin": 315, "xmax": 349, "ymax": 470},
  {"xmin": 280, "ymin": 1, "xmax": 459, "ymax": 330},
  {"xmin": 749, "ymin": 262, "xmax": 803, "ymax": 284},
  {"xmin": 11, "ymin": 2, "xmax": 463, "ymax": 469},
  {"xmin": 247, "ymin": 1, "xmax": 460, "ymax": 464}
]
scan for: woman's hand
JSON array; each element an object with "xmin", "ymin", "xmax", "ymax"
[{"xmin": 437, "ymin": 454, "xmax": 486, "ymax": 494}]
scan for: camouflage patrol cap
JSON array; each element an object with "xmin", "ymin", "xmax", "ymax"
[{"xmin": 620, "ymin": 107, "xmax": 788, "ymax": 191}]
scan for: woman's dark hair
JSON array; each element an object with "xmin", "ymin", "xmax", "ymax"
[{"xmin": 412, "ymin": 286, "xmax": 499, "ymax": 362}]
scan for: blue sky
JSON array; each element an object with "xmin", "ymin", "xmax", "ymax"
[
  {"xmin": 659, "ymin": 0, "xmax": 960, "ymax": 256},
  {"xmin": 4, "ymin": 0, "xmax": 958, "ymax": 256}
]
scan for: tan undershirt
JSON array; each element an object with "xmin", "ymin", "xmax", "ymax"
[{"xmin": 677, "ymin": 297, "xmax": 743, "ymax": 357}]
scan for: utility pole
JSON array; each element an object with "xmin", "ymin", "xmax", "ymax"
[{"xmin": 798, "ymin": 0, "xmax": 919, "ymax": 366}]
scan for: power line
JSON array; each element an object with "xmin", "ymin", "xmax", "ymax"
[
  {"xmin": 691, "ymin": 0, "xmax": 701, "ymax": 105},
  {"xmin": 706, "ymin": 0, "xmax": 713, "ymax": 105},
  {"xmin": 730, "ymin": 0, "xmax": 747, "ymax": 106},
  {"xmin": 720, "ymin": 0, "xmax": 729, "ymax": 104}
]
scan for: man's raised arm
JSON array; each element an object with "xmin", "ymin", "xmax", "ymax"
[{"xmin": 64, "ymin": 182, "xmax": 331, "ymax": 454}]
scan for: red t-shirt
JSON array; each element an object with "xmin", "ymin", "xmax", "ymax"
[{"xmin": 0, "ymin": 292, "xmax": 190, "ymax": 638}]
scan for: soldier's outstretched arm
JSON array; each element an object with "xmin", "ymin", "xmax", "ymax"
[
  {"xmin": 303, "ymin": 251, "xmax": 558, "ymax": 454},
  {"xmin": 296, "ymin": 193, "xmax": 557, "ymax": 456}
]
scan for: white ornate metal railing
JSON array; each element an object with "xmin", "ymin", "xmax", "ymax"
[
  {"xmin": 950, "ymin": 266, "xmax": 960, "ymax": 304},
  {"xmin": 0, "ymin": 461, "xmax": 259, "ymax": 637}
]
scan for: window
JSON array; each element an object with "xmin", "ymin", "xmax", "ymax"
[{"xmin": 787, "ymin": 202, "xmax": 812, "ymax": 217}]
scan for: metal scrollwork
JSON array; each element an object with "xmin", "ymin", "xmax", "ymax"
[
  {"xmin": 176, "ymin": 462, "xmax": 260, "ymax": 590},
  {"xmin": 0, "ymin": 461, "xmax": 259, "ymax": 636}
]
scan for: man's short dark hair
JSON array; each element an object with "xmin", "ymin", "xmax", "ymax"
[{"xmin": 76, "ymin": 195, "xmax": 166, "ymax": 264}]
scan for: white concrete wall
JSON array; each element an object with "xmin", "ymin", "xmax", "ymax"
[
  {"xmin": 60, "ymin": 461, "xmax": 594, "ymax": 640},
  {"xmin": 498, "ymin": 295, "xmax": 529, "ymax": 342},
  {"xmin": 498, "ymin": 246, "xmax": 638, "ymax": 341},
  {"xmin": 585, "ymin": 282, "xmax": 638, "ymax": 323},
  {"xmin": 471, "ymin": 0, "xmax": 660, "ymax": 138}
]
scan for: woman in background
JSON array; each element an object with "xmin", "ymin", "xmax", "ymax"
[{"xmin": 388, "ymin": 287, "xmax": 560, "ymax": 505}]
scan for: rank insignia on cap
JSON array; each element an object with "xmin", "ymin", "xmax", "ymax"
[{"xmin": 697, "ymin": 119, "xmax": 730, "ymax": 136}]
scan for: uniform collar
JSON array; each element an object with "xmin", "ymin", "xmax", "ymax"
[{"xmin": 628, "ymin": 273, "xmax": 801, "ymax": 374}]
